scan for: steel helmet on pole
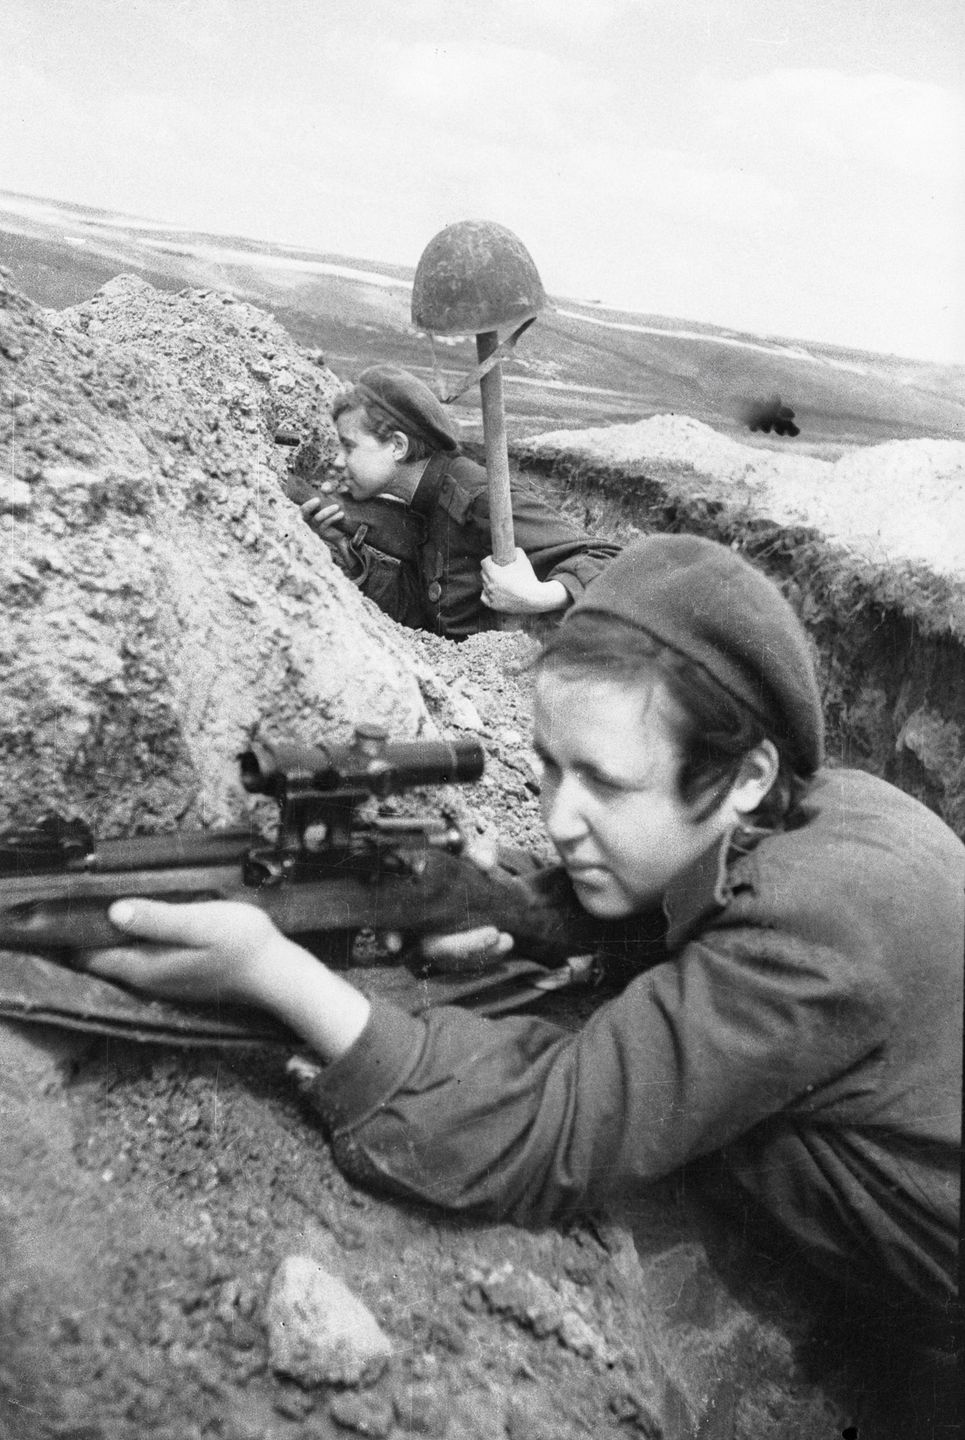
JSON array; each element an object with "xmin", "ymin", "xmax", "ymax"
[{"xmin": 412, "ymin": 222, "xmax": 546, "ymax": 596}]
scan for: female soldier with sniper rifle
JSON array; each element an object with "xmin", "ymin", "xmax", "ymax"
[{"xmin": 82, "ymin": 534, "xmax": 963, "ymax": 1402}]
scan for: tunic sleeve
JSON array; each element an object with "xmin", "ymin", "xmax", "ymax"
[
  {"xmin": 469, "ymin": 482, "xmax": 621, "ymax": 603},
  {"xmin": 303, "ymin": 922, "xmax": 894, "ymax": 1225}
]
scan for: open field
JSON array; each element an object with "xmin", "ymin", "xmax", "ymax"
[{"xmin": 3, "ymin": 187, "xmax": 964, "ymax": 456}]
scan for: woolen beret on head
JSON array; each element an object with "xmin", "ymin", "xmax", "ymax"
[
  {"xmin": 565, "ymin": 533, "xmax": 825, "ymax": 774},
  {"xmin": 354, "ymin": 364, "xmax": 459, "ymax": 453}
]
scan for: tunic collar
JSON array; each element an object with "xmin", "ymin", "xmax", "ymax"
[
  {"xmin": 409, "ymin": 452, "xmax": 450, "ymax": 518},
  {"xmin": 662, "ymin": 827, "xmax": 738, "ymax": 952}
]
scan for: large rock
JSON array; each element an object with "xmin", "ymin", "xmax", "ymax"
[{"xmin": 266, "ymin": 1254, "xmax": 393, "ymax": 1386}]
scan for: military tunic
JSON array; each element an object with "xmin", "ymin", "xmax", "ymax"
[
  {"xmin": 304, "ymin": 767, "xmax": 964, "ymax": 1311},
  {"xmin": 344, "ymin": 452, "xmax": 621, "ymax": 640}
]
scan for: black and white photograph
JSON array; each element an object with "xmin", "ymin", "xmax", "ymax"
[{"xmin": 0, "ymin": 3, "xmax": 962, "ymax": 1438}]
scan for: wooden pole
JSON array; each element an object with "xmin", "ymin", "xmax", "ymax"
[{"xmin": 475, "ymin": 329, "xmax": 516, "ymax": 568}]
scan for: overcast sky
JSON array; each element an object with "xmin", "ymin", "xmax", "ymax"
[{"xmin": 1, "ymin": 0, "xmax": 962, "ymax": 362}]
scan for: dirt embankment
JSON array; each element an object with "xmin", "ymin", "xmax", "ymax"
[{"xmin": 0, "ymin": 271, "xmax": 957, "ymax": 1440}]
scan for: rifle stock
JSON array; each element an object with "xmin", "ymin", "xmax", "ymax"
[
  {"xmin": 0, "ymin": 848, "xmax": 597, "ymax": 967},
  {"xmin": 284, "ymin": 473, "xmax": 425, "ymax": 567}
]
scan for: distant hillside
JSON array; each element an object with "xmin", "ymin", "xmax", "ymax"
[{"xmin": 2, "ymin": 188, "xmax": 964, "ymax": 454}]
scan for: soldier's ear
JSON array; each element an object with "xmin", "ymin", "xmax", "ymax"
[
  {"xmin": 729, "ymin": 740, "xmax": 780, "ymax": 817},
  {"xmin": 389, "ymin": 430, "xmax": 411, "ymax": 462}
]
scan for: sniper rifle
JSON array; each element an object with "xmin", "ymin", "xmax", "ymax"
[{"xmin": 0, "ymin": 728, "xmax": 652, "ymax": 1029}]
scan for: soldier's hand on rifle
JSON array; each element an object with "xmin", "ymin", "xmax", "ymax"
[
  {"xmin": 81, "ymin": 898, "xmax": 371, "ymax": 1062},
  {"xmin": 480, "ymin": 549, "xmax": 569, "ymax": 615},
  {"xmin": 300, "ymin": 487, "xmax": 370, "ymax": 580},
  {"xmin": 79, "ymin": 899, "xmax": 291, "ymax": 1006},
  {"xmin": 417, "ymin": 925, "xmax": 515, "ymax": 971},
  {"xmin": 382, "ymin": 833, "xmax": 515, "ymax": 973},
  {"xmin": 303, "ymin": 480, "xmax": 349, "ymax": 538}
]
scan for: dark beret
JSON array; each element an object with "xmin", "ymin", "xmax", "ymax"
[
  {"xmin": 355, "ymin": 365, "xmax": 459, "ymax": 453},
  {"xmin": 566, "ymin": 533, "xmax": 824, "ymax": 774}
]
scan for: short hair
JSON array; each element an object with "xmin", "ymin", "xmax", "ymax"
[
  {"xmin": 536, "ymin": 612, "xmax": 807, "ymax": 829},
  {"xmin": 332, "ymin": 386, "xmax": 435, "ymax": 462}
]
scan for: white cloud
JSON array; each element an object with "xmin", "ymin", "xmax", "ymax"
[
  {"xmin": 558, "ymin": 141, "xmax": 796, "ymax": 228},
  {"xmin": 368, "ymin": 0, "xmax": 666, "ymax": 48},
  {"xmin": 146, "ymin": 0, "xmax": 239, "ymax": 55},
  {"xmin": 0, "ymin": 63, "xmax": 86, "ymax": 161},
  {"xmin": 386, "ymin": 39, "xmax": 604, "ymax": 148},
  {"xmin": 703, "ymin": 67, "xmax": 964, "ymax": 185},
  {"xmin": 485, "ymin": 0, "xmax": 663, "ymax": 43}
]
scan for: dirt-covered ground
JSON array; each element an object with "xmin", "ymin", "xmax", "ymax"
[{"xmin": 1, "ymin": 270, "xmax": 961, "ymax": 1440}]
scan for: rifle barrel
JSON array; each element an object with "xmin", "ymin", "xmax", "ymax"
[{"xmin": 86, "ymin": 830, "xmax": 257, "ymax": 872}]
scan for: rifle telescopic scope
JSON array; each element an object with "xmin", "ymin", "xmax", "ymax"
[{"xmin": 239, "ymin": 728, "xmax": 485, "ymax": 799}]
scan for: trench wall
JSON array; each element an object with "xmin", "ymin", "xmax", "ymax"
[{"xmin": 510, "ymin": 445, "xmax": 965, "ymax": 840}]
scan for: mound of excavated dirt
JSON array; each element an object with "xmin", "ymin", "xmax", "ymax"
[
  {"xmin": 0, "ymin": 271, "xmax": 432, "ymax": 835},
  {"xmin": 522, "ymin": 415, "xmax": 965, "ymax": 579},
  {"xmin": 0, "ymin": 272, "xmax": 935, "ymax": 1440}
]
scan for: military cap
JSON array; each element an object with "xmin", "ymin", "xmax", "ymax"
[
  {"xmin": 565, "ymin": 533, "xmax": 824, "ymax": 774},
  {"xmin": 355, "ymin": 365, "xmax": 459, "ymax": 453}
]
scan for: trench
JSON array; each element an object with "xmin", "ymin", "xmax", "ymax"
[{"xmin": 504, "ymin": 446, "xmax": 965, "ymax": 840}]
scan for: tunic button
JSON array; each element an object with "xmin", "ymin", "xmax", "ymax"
[{"xmin": 427, "ymin": 581, "xmax": 442, "ymax": 602}]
